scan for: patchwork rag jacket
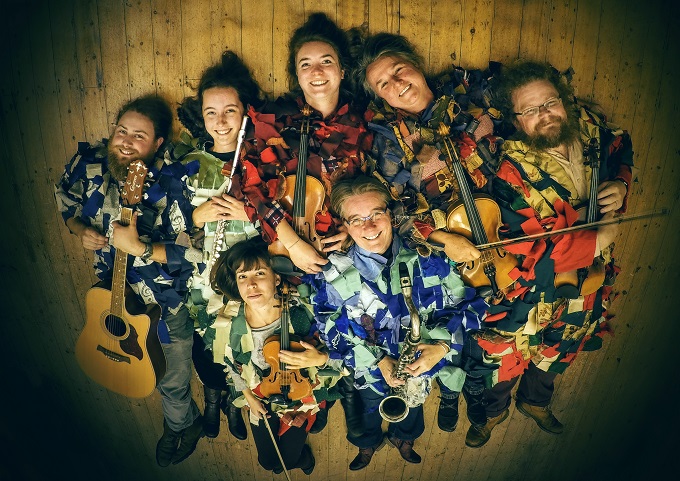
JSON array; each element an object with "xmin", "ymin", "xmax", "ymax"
[
  {"xmin": 241, "ymin": 95, "xmax": 371, "ymax": 244},
  {"xmin": 309, "ymin": 235, "xmax": 488, "ymax": 401},
  {"xmin": 170, "ymin": 133, "xmax": 260, "ymax": 326},
  {"xmin": 203, "ymin": 296, "xmax": 343, "ymax": 433},
  {"xmin": 364, "ymin": 67, "xmax": 504, "ymax": 253},
  {"xmin": 55, "ymin": 140, "xmax": 195, "ymax": 325},
  {"xmin": 481, "ymin": 103, "xmax": 634, "ymax": 382}
]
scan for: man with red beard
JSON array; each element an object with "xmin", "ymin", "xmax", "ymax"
[
  {"xmin": 55, "ymin": 95, "xmax": 203, "ymax": 466},
  {"xmin": 464, "ymin": 61, "xmax": 634, "ymax": 447}
]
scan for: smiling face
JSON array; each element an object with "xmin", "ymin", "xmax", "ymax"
[
  {"xmin": 342, "ymin": 192, "xmax": 393, "ymax": 255},
  {"xmin": 365, "ymin": 55, "xmax": 433, "ymax": 115},
  {"xmin": 202, "ymin": 86, "xmax": 245, "ymax": 153},
  {"xmin": 107, "ymin": 111, "xmax": 162, "ymax": 181},
  {"xmin": 512, "ymin": 79, "xmax": 572, "ymax": 148},
  {"xmin": 295, "ymin": 40, "xmax": 343, "ymax": 110},
  {"xmin": 235, "ymin": 261, "xmax": 280, "ymax": 311}
]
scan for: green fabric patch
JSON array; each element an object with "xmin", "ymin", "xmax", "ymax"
[
  {"xmin": 582, "ymin": 335, "xmax": 603, "ymax": 352},
  {"xmin": 228, "ymin": 306, "xmax": 253, "ymax": 366},
  {"xmin": 436, "ymin": 365, "xmax": 466, "ymax": 392},
  {"xmin": 548, "ymin": 361, "xmax": 569, "ymax": 374},
  {"xmin": 290, "ymin": 305, "xmax": 312, "ymax": 336},
  {"xmin": 353, "ymin": 344, "xmax": 381, "ymax": 369},
  {"xmin": 329, "ymin": 264, "xmax": 362, "ymax": 300}
]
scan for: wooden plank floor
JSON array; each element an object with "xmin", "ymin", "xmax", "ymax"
[{"xmin": 1, "ymin": 1, "xmax": 679, "ymax": 480}]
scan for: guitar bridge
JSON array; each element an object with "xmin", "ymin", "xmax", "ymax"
[{"xmin": 96, "ymin": 345, "xmax": 131, "ymax": 364}]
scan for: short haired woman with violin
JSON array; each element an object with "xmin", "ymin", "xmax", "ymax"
[{"xmin": 209, "ymin": 238, "xmax": 341, "ymax": 475}]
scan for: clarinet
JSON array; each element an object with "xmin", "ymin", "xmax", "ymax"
[
  {"xmin": 207, "ymin": 115, "xmax": 249, "ymax": 273},
  {"xmin": 378, "ymin": 262, "xmax": 422, "ymax": 422}
]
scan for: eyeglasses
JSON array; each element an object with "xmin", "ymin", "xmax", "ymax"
[
  {"xmin": 344, "ymin": 208, "xmax": 389, "ymax": 228},
  {"xmin": 514, "ymin": 97, "xmax": 563, "ymax": 118}
]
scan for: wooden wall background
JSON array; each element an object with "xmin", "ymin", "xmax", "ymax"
[{"xmin": 1, "ymin": 0, "xmax": 678, "ymax": 480}]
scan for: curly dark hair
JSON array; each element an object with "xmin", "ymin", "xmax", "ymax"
[
  {"xmin": 210, "ymin": 237, "xmax": 273, "ymax": 302},
  {"xmin": 116, "ymin": 94, "xmax": 173, "ymax": 143},
  {"xmin": 177, "ymin": 50, "xmax": 264, "ymax": 139},
  {"xmin": 287, "ymin": 12, "xmax": 351, "ymax": 93},
  {"xmin": 492, "ymin": 60, "xmax": 576, "ymax": 123},
  {"xmin": 352, "ymin": 32, "xmax": 425, "ymax": 99}
]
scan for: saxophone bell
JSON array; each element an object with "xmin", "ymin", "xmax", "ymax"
[
  {"xmin": 379, "ymin": 389, "xmax": 409, "ymax": 423},
  {"xmin": 378, "ymin": 262, "xmax": 422, "ymax": 423}
]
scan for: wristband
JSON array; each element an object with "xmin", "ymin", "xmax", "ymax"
[
  {"xmin": 140, "ymin": 241, "xmax": 154, "ymax": 262},
  {"xmin": 435, "ymin": 340, "xmax": 451, "ymax": 356},
  {"xmin": 286, "ymin": 238, "xmax": 300, "ymax": 250}
]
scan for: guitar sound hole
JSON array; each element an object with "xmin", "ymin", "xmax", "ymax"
[{"xmin": 105, "ymin": 314, "xmax": 127, "ymax": 337}]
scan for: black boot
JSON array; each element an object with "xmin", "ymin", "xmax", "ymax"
[
  {"xmin": 298, "ymin": 444, "xmax": 316, "ymax": 475},
  {"xmin": 203, "ymin": 386, "xmax": 222, "ymax": 439},
  {"xmin": 156, "ymin": 420, "xmax": 181, "ymax": 467},
  {"xmin": 463, "ymin": 388, "xmax": 487, "ymax": 427},
  {"xmin": 223, "ymin": 386, "xmax": 247, "ymax": 440},
  {"xmin": 338, "ymin": 376, "xmax": 364, "ymax": 438},
  {"xmin": 172, "ymin": 415, "xmax": 204, "ymax": 465},
  {"xmin": 437, "ymin": 395, "xmax": 459, "ymax": 432}
]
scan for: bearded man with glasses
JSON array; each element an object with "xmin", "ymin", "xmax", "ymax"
[{"xmin": 462, "ymin": 60, "xmax": 635, "ymax": 448}]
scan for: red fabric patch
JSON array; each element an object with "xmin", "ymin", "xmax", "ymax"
[
  {"xmin": 549, "ymin": 199, "xmax": 597, "ymax": 272},
  {"xmin": 484, "ymin": 312, "xmax": 507, "ymax": 323},
  {"xmin": 260, "ymin": 147, "xmax": 278, "ymax": 164},
  {"xmin": 242, "ymin": 160, "xmax": 262, "ymax": 187},
  {"xmin": 415, "ymin": 220, "xmax": 435, "ymax": 239},
  {"xmin": 497, "ymin": 161, "xmax": 531, "ymax": 197}
]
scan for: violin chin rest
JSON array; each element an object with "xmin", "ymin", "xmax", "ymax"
[{"xmin": 270, "ymin": 256, "xmax": 305, "ymax": 277}]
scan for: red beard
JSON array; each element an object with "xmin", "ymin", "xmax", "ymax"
[{"xmin": 107, "ymin": 144, "xmax": 155, "ymax": 182}]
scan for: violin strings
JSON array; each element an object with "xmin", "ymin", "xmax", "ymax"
[{"xmin": 444, "ymin": 137, "xmax": 488, "ymax": 244}]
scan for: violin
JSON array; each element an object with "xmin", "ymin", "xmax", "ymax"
[
  {"xmin": 437, "ymin": 124, "xmax": 518, "ymax": 301},
  {"xmin": 554, "ymin": 138, "xmax": 606, "ymax": 298},
  {"xmin": 268, "ymin": 105, "xmax": 328, "ymax": 263},
  {"xmin": 259, "ymin": 281, "xmax": 313, "ymax": 403}
]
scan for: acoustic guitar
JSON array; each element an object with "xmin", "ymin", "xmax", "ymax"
[{"xmin": 75, "ymin": 160, "xmax": 166, "ymax": 398}]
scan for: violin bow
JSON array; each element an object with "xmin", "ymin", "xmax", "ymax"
[
  {"xmin": 476, "ymin": 208, "xmax": 669, "ymax": 251},
  {"xmin": 263, "ymin": 415, "xmax": 292, "ymax": 481}
]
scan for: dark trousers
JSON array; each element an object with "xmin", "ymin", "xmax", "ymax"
[
  {"xmin": 191, "ymin": 332, "xmax": 228, "ymax": 391},
  {"xmin": 348, "ymin": 387, "xmax": 425, "ymax": 449},
  {"xmin": 249, "ymin": 407, "xmax": 311, "ymax": 472},
  {"xmin": 485, "ymin": 362, "xmax": 558, "ymax": 418},
  {"xmin": 439, "ymin": 334, "xmax": 487, "ymax": 399}
]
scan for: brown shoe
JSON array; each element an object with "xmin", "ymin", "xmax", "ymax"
[
  {"xmin": 465, "ymin": 408, "xmax": 509, "ymax": 448},
  {"xmin": 349, "ymin": 446, "xmax": 377, "ymax": 471},
  {"xmin": 516, "ymin": 400, "xmax": 564, "ymax": 434},
  {"xmin": 387, "ymin": 435, "xmax": 421, "ymax": 464}
]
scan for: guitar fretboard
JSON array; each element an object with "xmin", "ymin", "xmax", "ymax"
[{"xmin": 110, "ymin": 207, "xmax": 134, "ymax": 317}]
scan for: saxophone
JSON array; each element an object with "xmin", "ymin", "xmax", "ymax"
[{"xmin": 378, "ymin": 262, "xmax": 428, "ymax": 422}]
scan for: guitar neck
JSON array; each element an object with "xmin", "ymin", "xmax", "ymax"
[{"xmin": 110, "ymin": 207, "xmax": 134, "ymax": 317}]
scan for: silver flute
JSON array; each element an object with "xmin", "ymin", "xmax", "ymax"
[{"xmin": 207, "ymin": 115, "xmax": 249, "ymax": 272}]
